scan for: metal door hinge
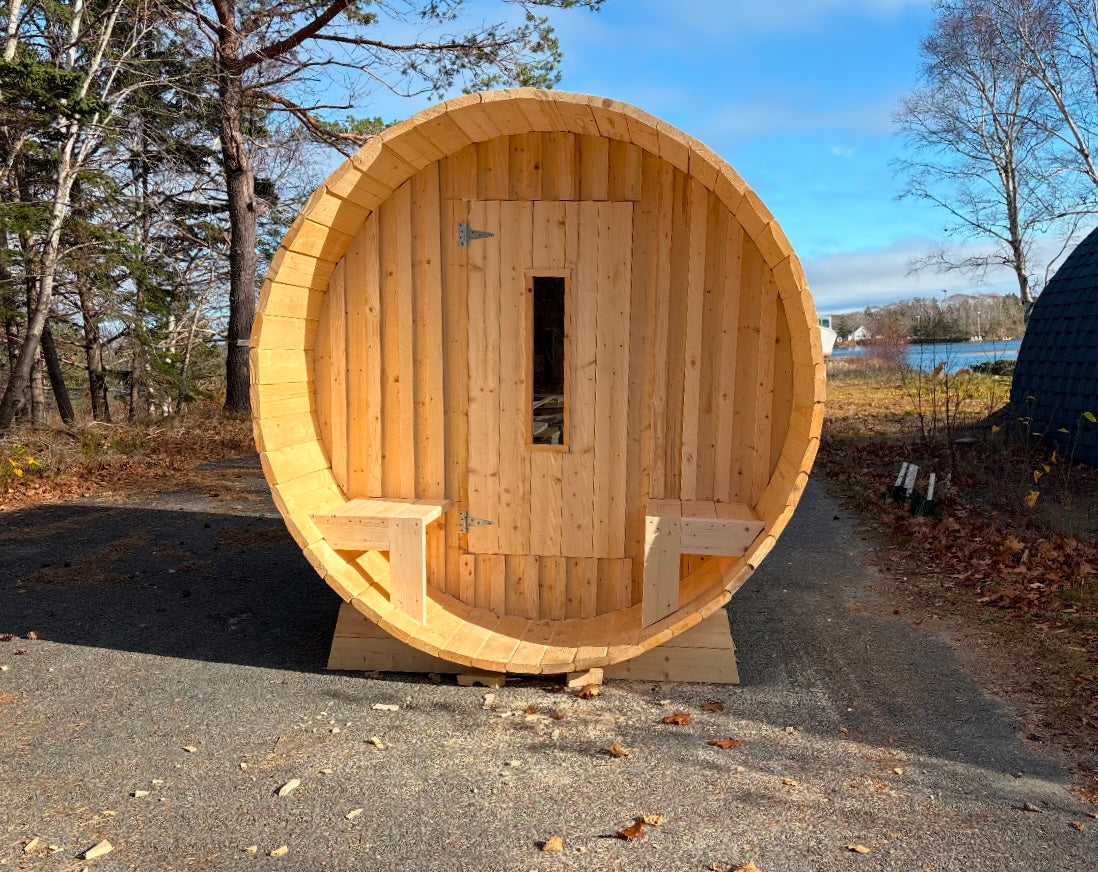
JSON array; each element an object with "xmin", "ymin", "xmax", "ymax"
[
  {"xmin": 458, "ymin": 510, "xmax": 492, "ymax": 533},
  {"xmin": 457, "ymin": 221, "xmax": 494, "ymax": 247}
]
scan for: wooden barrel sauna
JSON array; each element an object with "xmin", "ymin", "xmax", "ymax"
[{"xmin": 251, "ymin": 89, "xmax": 825, "ymax": 674}]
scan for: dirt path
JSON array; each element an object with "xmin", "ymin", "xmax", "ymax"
[{"xmin": 0, "ymin": 457, "xmax": 1093, "ymax": 870}]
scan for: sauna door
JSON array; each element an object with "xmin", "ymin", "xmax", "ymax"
[{"xmin": 462, "ymin": 200, "xmax": 634, "ymax": 561}]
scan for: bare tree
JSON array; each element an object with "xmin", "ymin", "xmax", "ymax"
[
  {"xmin": 172, "ymin": 0, "xmax": 603, "ymax": 415},
  {"xmin": 895, "ymin": 0, "xmax": 1065, "ymax": 316}
]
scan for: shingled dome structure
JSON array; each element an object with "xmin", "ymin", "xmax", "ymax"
[
  {"xmin": 1011, "ymin": 226, "xmax": 1098, "ymax": 465},
  {"xmin": 250, "ymin": 89, "xmax": 826, "ymax": 675}
]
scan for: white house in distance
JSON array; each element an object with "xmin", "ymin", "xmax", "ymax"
[{"xmin": 850, "ymin": 325, "xmax": 871, "ymax": 343}]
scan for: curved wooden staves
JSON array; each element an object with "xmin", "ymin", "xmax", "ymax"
[{"xmin": 251, "ymin": 89, "xmax": 825, "ymax": 674}]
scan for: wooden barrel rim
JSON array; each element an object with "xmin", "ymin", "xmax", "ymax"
[{"xmin": 252, "ymin": 88, "xmax": 825, "ymax": 674}]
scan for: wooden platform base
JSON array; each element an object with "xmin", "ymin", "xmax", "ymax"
[{"xmin": 327, "ymin": 604, "xmax": 739, "ymax": 684}]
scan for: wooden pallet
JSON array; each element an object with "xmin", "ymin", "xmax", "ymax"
[{"xmin": 327, "ymin": 602, "xmax": 738, "ymax": 684}]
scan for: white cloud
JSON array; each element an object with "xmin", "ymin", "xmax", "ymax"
[
  {"xmin": 801, "ymin": 234, "xmax": 1078, "ymax": 313},
  {"xmin": 829, "ymin": 145, "xmax": 856, "ymax": 159}
]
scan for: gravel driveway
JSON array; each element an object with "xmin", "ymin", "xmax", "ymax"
[{"xmin": 1, "ymin": 456, "xmax": 1093, "ymax": 870}]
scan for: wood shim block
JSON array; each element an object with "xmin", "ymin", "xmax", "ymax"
[
  {"xmin": 603, "ymin": 610, "xmax": 738, "ymax": 684},
  {"xmin": 327, "ymin": 604, "xmax": 738, "ymax": 684},
  {"xmin": 566, "ymin": 667, "xmax": 605, "ymax": 689},
  {"xmin": 327, "ymin": 603, "xmax": 459, "ymax": 673}
]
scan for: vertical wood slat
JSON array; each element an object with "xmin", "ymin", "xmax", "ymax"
[
  {"xmin": 596, "ymin": 558, "xmax": 632, "ymax": 614},
  {"xmin": 770, "ymin": 298, "xmax": 795, "ymax": 476},
  {"xmin": 411, "ymin": 165, "xmax": 445, "ymax": 501},
  {"xmin": 730, "ymin": 237, "xmax": 765, "ymax": 502},
  {"xmin": 393, "ymin": 184, "xmax": 417, "ymax": 498},
  {"xmin": 466, "ymin": 201, "xmax": 502, "ymax": 553},
  {"xmin": 506, "ymin": 554, "xmax": 540, "ymax": 620},
  {"xmin": 696, "ymin": 192, "xmax": 726, "ymax": 502},
  {"xmin": 608, "ymin": 140, "xmax": 642, "ymax": 201},
  {"xmin": 679, "ymin": 177, "xmax": 708, "ymax": 501},
  {"xmin": 578, "ymin": 134, "xmax": 609, "ymax": 200},
  {"xmin": 328, "ymin": 262, "xmax": 348, "ymax": 491},
  {"xmin": 663, "ymin": 170, "xmax": 690, "ymax": 498},
  {"xmin": 313, "ymin": 263, "xmax": 337, "ymax": 488},
  {"xmin": 645, "ymin": 157, "xmax": 675, "ymax": 502},
  {"xmin": 441, "ymin": 151, "xmax": 475, "ymax": 599},
  {"xmin": 625, "ymin": 152, "xmax": 666, "ymax": 602},
  {"xmin": 562, "ymin": 202, "xmax": 597, "ymax": 557},
  {"xmin": 477, "ymin": 137, "xmax": 510, "ymax": 200},
  {"xmin": 752, "ymin": 269, "xmax": 779, "ymax": 503},
  {"xmin": 593, "ymin": 202, "xmax": 632, "ymax": 557},
  {"xmin": 566, "ymin": 557, "xmax": 598, "ymax": 618},
  {"xmin": 541, "ymin": 132, "xmax": 577, "ymax": 200},
  {"xmin": 497, "ymin": 201, "xmax": 533, "ymax": 556},
  {"xmin": 539, "ymin": 555, "xmax": 567, "ymax": 620},
  {"xmin": 509, "ymin": 133, "xmax": 543, "ymax": 200},
  {"xmin": 529, "ymin": 201, "xmax": 566, "ymax": 556},
  {"xmin": 346, "ymin": 213, "xmax": 382, "ymax": 497},
  {"xmin": 712, "ymin": 217, "xmax": 744, "ymax": 502}
]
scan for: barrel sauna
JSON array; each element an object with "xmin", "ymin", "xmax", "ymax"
[{"xmin": 251, "ymin": 89, "xmax": 825, "ymax": 674}]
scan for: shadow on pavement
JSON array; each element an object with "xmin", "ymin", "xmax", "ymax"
[{"xmin": 0, "ymin": 465, "xmax": 1064, "ymax": 781}]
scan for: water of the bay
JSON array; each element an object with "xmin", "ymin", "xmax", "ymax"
[{"xmin": 829, "ymin": 338, "xmax": 1022, "ymax": 372}]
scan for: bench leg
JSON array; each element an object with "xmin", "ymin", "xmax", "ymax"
[
  {"xmin": 389, "ymin": 516, "xmax": 427, "ymax": 624},
  {"xmin": 642, "ymin": 515, "xmax": 681, "ymax": 627}
]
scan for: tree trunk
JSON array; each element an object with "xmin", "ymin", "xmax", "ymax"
[
  {"xmin": 0, "ymin": 127, "xmax": 82, "ymax": 429},
  {"xmin": 41, "ymin": 320, "xmax": 74, "ymax": 424},
  {"xmin": 29, "ymin": 352, "xmax": 45, "ymax": 425},
  {"xmin": 216, "ymin": 24, "xmax": 257, "ymax": 416}
]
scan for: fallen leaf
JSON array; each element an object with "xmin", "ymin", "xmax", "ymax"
[
  {"xmin": 81, "ymin": 840, "xmax": 113, "ymax": 860},
  {"xmin": 662, "ymin": 712, "xmax": 692, "ymax": 725},
  {"xmin": 1088, "ymin": 811, "xmax": 1098, "ymax": 819},
  {"xmin": 1021, "ymin": 801, "xmax": 1043, "ymax": 813},
  {"xmin": 0, "ymin": 634, "xmax": 11, "ymax": 642},
  {"xmin": 1070, "ymin": 821, "xmax": 1085, "ymax": 831},
  {"xmin": 544, "ymin": 684, "xmax": 566, "ymax": 694},
  {"xmin": 577, "ymin": 684, "xmax": 602, "ymax": 699},
  {"xmin": 346, "ymin": 808, "xmax": 364, "ymax": 820},
  {"xmin": 277, "ymin": 778, "xmax": 302, "ymax": 797},
  {"xmin": 549, "ymin": 709, "xmax": 565, "ymax": 720},
  {"xmin": 372, "ymin": 703, "xmax": 399, "ymax": 711},
  {"xmin": 26, "ymin": 631, "xmax": 38, "ymax": 640},
  {"xmin": 709, "ymin": 737, "xmax": 741, "ymax": 749},
  {"xmin": 542, "ymin": 834, "xmax": 564, "ymax": 853},
  {"xmin": 427, "ymin": 672, "xmax": 442, "ymax": 684},
  {"xmin": 245, "ymin": 845, "xmax": 258, "ymax": 854},
  {"xmin": 701, "ymin": 701, "xmax": 725, "ymax": 712},
  {"xmin": 13, "ymin": 649, "xmax": 26, "ymax": 655},
  {"xmin": 23, "ymin": 837, "xmax": 39, "ymax": 854},
  {"xmin": 616, "ymin": 819, "xmax": 646, "ymax": 841},
  {"xmin": 523, "ymin": 705, "xmax": 540, "ymax": 715},
  {"xmin": 368, "ymin": 736, "xmax": 385, "ymax": 749},
  {"xmin": 318, "ymin": 767, "xmax": 332, "ymax": 774},
  {"xmin": 270, "ymin": 845, "xmax": 289, "ymax": 858},
  {"xmin": 781, "ymin": 777, "xmax": 800, "ymax": 787},
  {"xmin": 643, "ymin": 813, "xmax": 665, "ymax": 826},
  {"xmin": 847, "ymin": 844, "xmax": 871, "ymax": 854},
  {"xmin": 731, "ymin": 863, "xmax": 762, "ymax": 872},
  {"xmin": 608, "ymin": 742, "xmax": 631, "ymax": 758},
  {"xmin": 182, "ymin": 745, "xmax": 197, "ymax": 753}
]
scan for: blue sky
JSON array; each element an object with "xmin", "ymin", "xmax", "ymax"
[{"xmin": 348, "ymin": 0, "xmax": 1046, "ymax": 314}]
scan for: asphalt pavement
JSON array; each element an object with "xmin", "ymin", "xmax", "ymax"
[{"xmin": 0, "ymin": 456, "xmax": 1093, "ymax": 871}]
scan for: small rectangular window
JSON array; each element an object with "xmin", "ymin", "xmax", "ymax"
[{"xmin": 529, "ymin": 273, "xmax": 568, "ymax": 447}]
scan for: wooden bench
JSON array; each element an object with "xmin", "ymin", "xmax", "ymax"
[
  {"xmin": 311, "ymin": 499, "xmax": 451, "ymax": 624},
  {"xmin": 642, "ymin": 500, "xmax": 765, "ymax": 627}
]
